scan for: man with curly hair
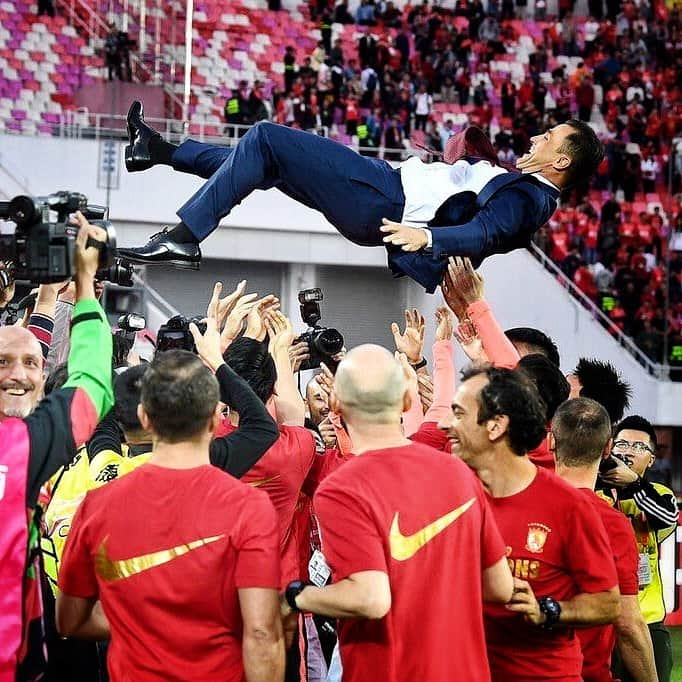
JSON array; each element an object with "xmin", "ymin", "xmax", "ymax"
[{"xmin": 439, "ymin": 365, "xmax": 621, "ymax": 681}]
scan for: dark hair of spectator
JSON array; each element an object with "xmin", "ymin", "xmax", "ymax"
[
  {"xmin": 505, "ymin": 327, "xmax": 560, "ymax": 366},
  {"xmin": 518, "ymin": 353, "xmax": 570, "ymax": 421},
  {"xmin": 461, "ymin": 365, "xmax": 547, "ymax": 456},
  {"xmin": 552, "ymin": 397, "xmax": 612, "ymax": 467},
  {"xmin": 614, "ymin": 414, "xmax": 658, "ymax": 451},
  {"xmin": 114, "ymin": 364, "xmax": 147, "ymax": 433},
  {"xmin": 140, "ymin": 350, "xmax": 219, "ymax": 442},
  {"xmin": 573, "ymin": 358, "xmax": 631, "ymax": 423},
  {"xmin": 45, "ymin": 362, "xmax": 69, "ymax": 394},
  {"xmin": 224, "ymin": 336, "xmax": 277, "ymax": 404},
  {"xmin": 558, "ymin": 119, "xmax": 605, "ymax": 188}
]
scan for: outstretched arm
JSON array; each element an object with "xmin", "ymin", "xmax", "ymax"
[{"xmin": 445, "ymin": 257, "xmax": 520, "ymax": 369}]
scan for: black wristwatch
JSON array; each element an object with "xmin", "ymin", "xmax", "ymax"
[
  {"xmin": 410, "ymin": 357, "xmax": 428, "ymax": 370},
  {"xmin": 538, "ymin": 597, "xmax": 561, "ymax": 629},
  {"xmin": 285, "ymin": 580, "xmax": 308, "ymax": 612}
]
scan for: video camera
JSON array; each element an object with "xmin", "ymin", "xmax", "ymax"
[
  {"xmin": 0, "ymin": 192, "xmax": 117, "ymax": 283},
  {"xmin": 156, "ymin": 314, "xmax": 207, "ymax": 354},
  {"xmin": 113, "ymin": 313, "xmax": 146, "ymax": 367},
  {"xmin": 295, "ymin": 288, "xmax": 344, "ymax": 371}
]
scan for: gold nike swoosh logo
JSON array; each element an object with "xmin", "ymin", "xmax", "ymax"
[
  {"xmin": 95, "ymin": 534, "xmax": 225, "ymax": 582},
  {"xmin": 389, "ymin": 498, "xmax": 476, "ymax": 561},
  {"xmin": 247, "ymin": 474, "xmax": 280, "ymax": 488}
]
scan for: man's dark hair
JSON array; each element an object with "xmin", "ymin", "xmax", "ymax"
[
  {"xmin": 552, "ymin": 397, "xmax": 612, "ymax": 467},
  {"xmin": 461, "ymin": 365, "xmax": 547, "ymax": 455},
  {"xmin": 518, "ymin": 353, "xmax": 570, "ymax": 421},
  {"xmin": 140, "ymin": 350, "xmax": 219, "ymax": 443},
  {"xmin": 114, "ymin": 364, "xmax": 147, "ymax": 433},
  {"xmin": 559, "ymin": 119, "xmax": 605, "ymax": 188},
  {"xmin": 45, "ymin": 362, "xmax": 69, "ymax": 394},
  {"xmin": 505, "ymin": 327, "xmax": 560, "ymax": 366},
  {"xmin": 614, "ymin": 414, "xmax": 657, "ymax": 451},
  {"xmin": 223, "ymin": 337, "xmax": 276, "ymax": 404},
  {"xmin": 573, "ymin": 358, "xmax": 631, "ymax": 423}
]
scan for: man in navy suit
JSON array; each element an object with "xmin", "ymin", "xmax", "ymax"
[{"xmin": 119, "ymin": 102, "xmax": 603, "ymax": 292}]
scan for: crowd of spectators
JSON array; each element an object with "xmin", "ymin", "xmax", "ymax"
[{"xmin": 216, "ymin": 0, "xmax": 682, "ymax": 363}]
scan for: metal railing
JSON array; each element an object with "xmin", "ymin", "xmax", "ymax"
[
  {"xmin": 528, "ymin": 242, "xmax": 670, "ymax": 379},
  {"xmin": 3, "ymin": 112, "xmax": 419, "ymax": 160},
  {"xmin": 54, "ymin": 0, "xmax": 185, "ymax": 117}
]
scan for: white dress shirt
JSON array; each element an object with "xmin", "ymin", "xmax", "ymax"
[{"xmin": 399, "ymin": 156, "xmax": 559, "ymax": 247}]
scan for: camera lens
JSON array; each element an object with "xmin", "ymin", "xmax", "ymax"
[{"xmin": 316, "ymin": 328, "xmax": 344, "ymax": 355}]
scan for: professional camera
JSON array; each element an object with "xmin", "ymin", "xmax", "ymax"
[
  {"xmin": 0, "ymin": 192, "xmax": 116, "ymax": 283},
  {"xmin": 113, "ymin": 313, "xmax": 146, "ymax": 367},
  {"xmin": 156, "ymin": 314, "xmax": 207, "ymax": 354},
  {"xmin": 295, "ymin": 288, "xmax": 343, "ymax": 372},
  {"xmin": 96, "ymin": 257, "xmax": 135, "ymax": 287}
]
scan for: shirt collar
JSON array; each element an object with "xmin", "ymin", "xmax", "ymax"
[{"xmin": 532, "ymin": 172, "xmax": 561, "ymax": 196}]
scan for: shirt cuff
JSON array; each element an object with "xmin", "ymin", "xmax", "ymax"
[{"xmin": 420, "ymin": 228, "xmax": 433, "ymax": 249}]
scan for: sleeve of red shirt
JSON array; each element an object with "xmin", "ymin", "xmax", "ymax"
[
  {"xmin": 409, "ymin": 420, "xmax": 449, "ymax": 451},
  {"xmin": 608, "ymin": 510, "xmax": 640, "ymax": 596},
  {"xmin": 283, "ymin": 426, "xmax": 316, "ymax": 480},
  {"xmin": 477, "ymin": 482, "xmax": 507, "ymax": 569},
  {"xmin": 565, "ymin": 494, "xmax": 619, "ymax": 594},
  {"xmin": 58, "ymin": 494, "xmax": 98, "ymax": 598},
  {"xmin": 234, "ymin": 489, "xmax": 281, "ymax": 589},
  {"xmin": 315, "ymin": 475, "xmax": 387, "ymax": 581}
]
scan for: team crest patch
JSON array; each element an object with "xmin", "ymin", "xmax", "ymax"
[{"xmin": 525, "ymin": 523, "xmax": 551, "ymax": 554}]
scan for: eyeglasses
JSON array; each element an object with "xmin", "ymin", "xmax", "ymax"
[{"xmin": 613, "ymin": 439, "xmax": 654, "ymax": 455}]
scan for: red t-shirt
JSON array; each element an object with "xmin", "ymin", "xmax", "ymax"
[
  {"xmin": 315, "ymin": 442, "xmax": 506, "ymax": 682},
  {"xmin": 241, "ymin": 425, "xmax": 316, "ymax": 586},
  {"xmin": 484, "ymin": 467, "xmax": 618, "ymax": 682},
  {"xmin": 528, "ymin": 435, "xmax": 556, "ymax": 471},
  {"xmin": 59, "ymin": 464, "xmax": 280, "ymax": 682},
  {"xmin": 577, "ymin": 490, "xmax": 639, "ymax": 682}
]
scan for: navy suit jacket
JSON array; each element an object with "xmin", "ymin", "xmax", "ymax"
[
  {"xmin": 388, "ymin": 173, "xmax": 559, "ymax": 293},
  {"xmin": 388, "ymin": 170, "xmax": 560, "ymax": 293}
]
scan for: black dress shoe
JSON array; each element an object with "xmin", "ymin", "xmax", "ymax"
[
  {"xmin": 124, "ymin": 100, "xmax": 161, "ymax": 173},
  {"xmin": 117, "ymin": 229, "xmax": 202, "ymax": 269}
]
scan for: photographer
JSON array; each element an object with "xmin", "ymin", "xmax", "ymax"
[
  {"xmin": 601, "ymin": 416, "xmax": 679, "ymax": 682},
  {"xmin": 0, "ymin": 213, "xmax": 114, "ymax": 679}
]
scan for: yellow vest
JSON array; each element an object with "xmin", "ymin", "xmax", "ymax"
[
  {"xmin": 226, "ymin": 98, "xmax": 240, "ymax": 115},
  {"xmin": 41, "ymin": 446, "xmax": 151, "ymax": 595},
  {"xmin": 599, "ymin": 483, "xmax": 676, "ymax": 623}
]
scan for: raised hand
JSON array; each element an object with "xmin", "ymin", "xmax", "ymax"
[
  {"xmin": 435, "ymin": 306, "xmax": 454, "ymax": 342},
  {"xmin": 440, "ymin": 266, "xmax": 467, "ymax": 321},
  {"xmin": 289, "ymin": 340, "xmax": 310, "ymax": 373},
  {"xmin": 265, "ymin": 310, "xmax": 295, "ymax": 355},
  {"xmin": 391, "ymin": 308, "xmax": 425, "ymax": 364},
  {"xmin": 447, "ymin": 256, "xmax": 484, "ymax": 307},
  {"xmin": 454, "ymin": 318, "xmax": 489, "ymax": 364},
  {"xmin": 220, "ymin": 292, "xmax": 259, "ymax": 352},
  {"xmin": 316, "ymin": 362, "xmax": 335, "ymax": 395},
  {"xmin": 215, "ymin": 279, "xmax": 248, "ymax": 327},
  {"xmin": 190, "ymin": 317, "xmax": 225, "ymax": 372},
  {"xmin": 244, "ymin": 294, "xmax": 281, "ymax": 342}
]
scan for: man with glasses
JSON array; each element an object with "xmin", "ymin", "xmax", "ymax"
[{"xmin": 600, "ymin": 415, "xmax": 679, "ymax": 682}]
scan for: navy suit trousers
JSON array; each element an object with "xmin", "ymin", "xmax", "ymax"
[{"xmin": 172, "ymin": 122, "xmax": 406, "ymax": 244}]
